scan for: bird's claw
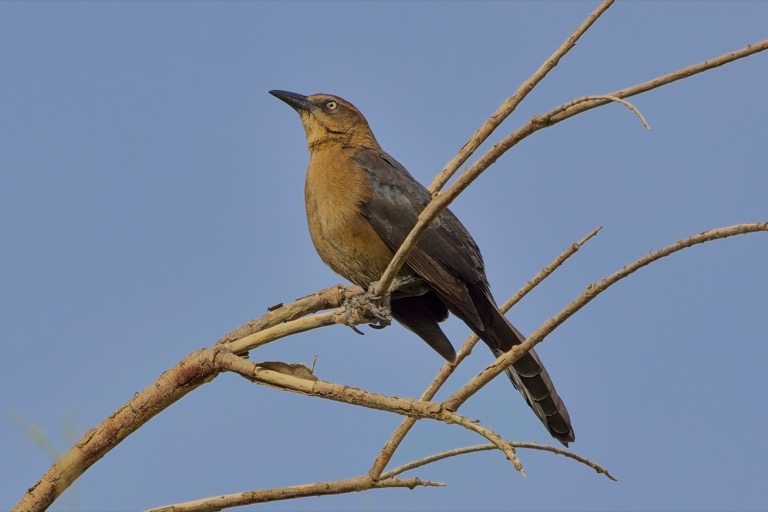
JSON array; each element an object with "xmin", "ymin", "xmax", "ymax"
[
  {"xmin": 365, "ymin": 282, "xmax": 392, "ymax": 329},
  {"xmin": 343, "ymin": 283, "xmax": 392, "ymax": 333},
  {"xmin": 344, "ymin": 299, "xmax": 366, "ymax": 335}
]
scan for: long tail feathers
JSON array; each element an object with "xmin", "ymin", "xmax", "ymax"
[
  {"xmin": 491, "ymin": 341, "xmax": 574, "ymax": 446},
  {"xmin": 392, "ymin": 287, "xmax": 575, "ymax": 446},
  {"xmin": 465, "ymin": 285, "xmax": 575, "ymax": 446}
]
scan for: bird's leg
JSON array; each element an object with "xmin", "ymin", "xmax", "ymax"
[
  {"xmin": 356, "ymin": 281, "xmax": 391, "ymax": 329},
  {"xmin": 342, "ymin": 281, "xmax": 396, "ymax": 333},
  {"xmin": 344, "ymin": 276, "xmax": 420, "ymax": 333},
  {"xmin": 365, "ymin": 282, "xmax": 391, "ymax": 330},
  {"xmin": 364, "ymin": 275, "xmax": 421, "ymax": 329}
]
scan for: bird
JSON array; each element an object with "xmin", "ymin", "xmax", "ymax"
[{"xmin": 269, "ymin": 90, "xmax": 574, "ymax": 445}]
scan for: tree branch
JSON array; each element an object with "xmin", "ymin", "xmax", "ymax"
[
  {"xmin": 215, "ymin": 284, "xmax": 364, "ymax": 352},
  {"xmin": 381, "ymin": 442, "xmax": 616, "ymax": 482},
  {"xmin": 445, "ymin": 222, "xmax": 768, "ymax": 410},
  {"xmin": 368, "ymin": 226, "xmax": 602, "ymax": 478},
  {"xmin": 372, "ymin": 37, "xmax": 768, "ymax": 300},
  {"xmin": 428, "ymin": 0, "xmax": 616, "ymax": 193},
  {"xmin": 14, "ymin": 350, "xmax": 219, "ymax": 512},
  {"xmin": 147, "ymin": 476, "xmax": 443, "ymax": 512},
  {"xmin": 19, "ymin": 223, "xmax": 758, "ymax": 512},
  {"xmin": 217, "ymin": 350, "xmax": 523, "ymax": 475}
]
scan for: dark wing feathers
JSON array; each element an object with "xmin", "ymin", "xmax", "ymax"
[
  {"xmin": 354, "ymin": 149, "xmax": 486, "ymax": 327},
  {"xmin": 353, "ymin": 148, "xmax": 575, "ymax": 446},
  {"xmin": 390, "ymin": 292, "xmax": 456, "ymax": 362}
]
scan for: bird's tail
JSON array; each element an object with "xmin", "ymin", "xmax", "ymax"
[
  {"xmin": 490, "ymin": 337, "xmax": 574, "ymax": 446},
  {"xmin": 467, "ymin": 287, "xmax": 575, "ymax": 446}
]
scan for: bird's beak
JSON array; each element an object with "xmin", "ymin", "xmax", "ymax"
[{"xmin": 269, "ymin": 90, "xmax": 314, "ymax": 112}]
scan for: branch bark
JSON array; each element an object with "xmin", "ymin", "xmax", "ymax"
[
  {"xmin": 445, "ymin": 223, "xmax": 768, "ymax": 410},
  {"xmin": 428, "ymin": 0, "xmax": 616, "ymax": 193},
  {"xmin": 148, "ymin": 476, "xmax": 443, "ymax": 512},
  {"xmin": 368, "ymin": 226, "xmax": 602, "ymax": 478},
  {"xmin": 15, "ymin": 350, "xmax": 218, "ymax": 512},
  {"xmin": 381, "ymin": 442, "xmax": 616, "ymax": 482},
  {"xmin": 372, "ymin": 37, "xmax": 768, "ymax": 299}
]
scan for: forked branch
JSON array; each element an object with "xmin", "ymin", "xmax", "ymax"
[
  {"xmin": 368, "ymin": 226, "xmax": 602, "ymax": 478},
  {"xmin": 372, "ymin": 37, "xmax": 768, "ymax": 299},
  {"xmin": 445, "ymin": 223, "xmax": 768, "ymax": 409}
]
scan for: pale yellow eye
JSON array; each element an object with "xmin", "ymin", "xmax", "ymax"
[{"xmin": 325, "ymin": 101, "xmax": 337, "ymax": 110}]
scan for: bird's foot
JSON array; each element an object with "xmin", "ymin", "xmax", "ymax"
[
  {"xmin": 365, "ymin": 282, "xmax": 392, "ymax": 329},
  {"xmin": 344, "ymin": 299, "xmax": 366, "ymax": 335},
  {"xmin": 343, "ymin": 283, "xmax": 392, "ymax": 333}
]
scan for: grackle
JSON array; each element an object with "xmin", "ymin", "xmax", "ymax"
[{"xmin": 270, "ymin": 90, "xmax": 574, "ymax": 445}]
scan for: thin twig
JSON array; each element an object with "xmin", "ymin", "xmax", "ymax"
[
  {"xmin": 375, "ymin": 0, "xmax": 615, "ymax": 299},
  {"xmin": 428, "ymin": 0, "xmax": 616, "ymax": 193},
  {"xmin": 215, "ymin": 284, "xmax": 363, "ymax": 347},
  {"xmin": 443, "ymin": 415, "xmax": 525, "ymax": 475},
  {"xmin": 223, "ymin": 306, "xmax": 369, "ymax": 355},
  {"xmin": 502, "ymin": 226, "xmax": 603, "ymax": 314},
  {"xmin": 381, "ymin": 445, "xmax": 499, "ymax": 479},
  {"xmin": 219, "ymin": 284, "xmax": 399, "ymax": 355},
  {"xmin": 372, "ymin": 37, "xmax": 768, "ymax": 301},
  {"xmin": 381, "ymin": 442, "xmax": 616, "ymax": 481},
  {"xmin": 215, "ymin": 353, "xmax": 526, "ymax": 474},
  {"xmin": 504, "ymin": 441, "xmax": 618, "ymax": 481},
  {"xmin": 544, "ymin": 41, "xmax": 768, "ymax": 125},
  {"xmin": 217, "ymin": 349, "xmax": 524, "ymax": 475},
  {"xmin": 147, "ymin": 476, "xmax": 443, "ymax": 512},
  {"xmin": 445, "ymin": 222, "xmax": 768, "ymax": 410},
  {"xmin": 584, "ymin": 95, "xmax": 651, "ymax": 130},
  {"xmin": 368, "ymin": 226, "xmax": 601, "ymax": 479}
]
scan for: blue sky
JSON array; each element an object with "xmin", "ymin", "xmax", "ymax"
[{"xmin": 2, "ymin": 1, "xmax": 767, "ymax": 511}]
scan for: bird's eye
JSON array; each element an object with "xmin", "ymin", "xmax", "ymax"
[{"xmin": 325, "ymin": 101, "xmax": 338, "ymax": 111}]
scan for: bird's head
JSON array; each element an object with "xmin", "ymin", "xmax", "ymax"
[{"xmin": 269, "ymin": 90, "xmax": 379, "ymax": 150}]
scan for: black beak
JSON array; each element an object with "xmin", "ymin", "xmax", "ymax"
[{"xmin": 269, "ymin": 90, "xmax": 313, "ymax": 112}]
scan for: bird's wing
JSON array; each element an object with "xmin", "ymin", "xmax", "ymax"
[
  {"xmin": 353, "ymin": 148, "xmax": 488, "ymax": 328},
  {"xmin": 354, "ymin": 149, "xmax": 575, "ymax": 445}
]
